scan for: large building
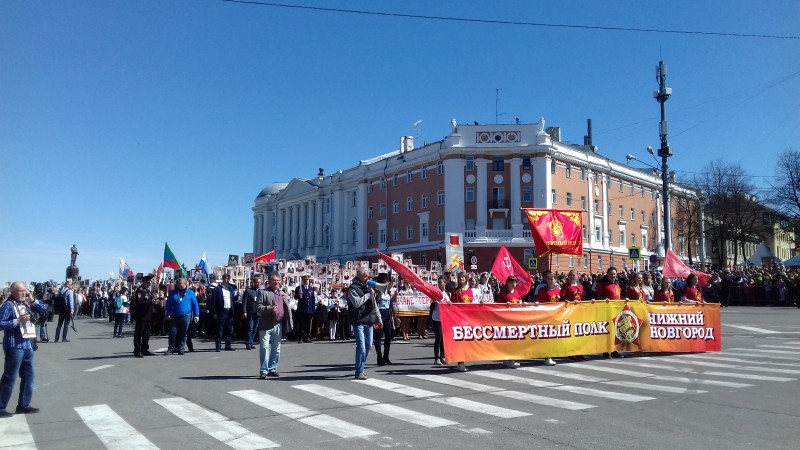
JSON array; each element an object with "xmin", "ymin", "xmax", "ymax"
[{"xmin": 253, "ymin": 119, "xmax": 700, "ymax": 273}]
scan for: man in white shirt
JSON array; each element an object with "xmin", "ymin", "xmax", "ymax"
[{"xmin": 211, "ymin": 274, "xmax": 238, "ymax": 351}]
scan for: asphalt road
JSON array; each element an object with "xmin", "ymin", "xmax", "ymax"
[{"xmin": 3, "ymin": 307, "xmax": 799, "ymax": 450}]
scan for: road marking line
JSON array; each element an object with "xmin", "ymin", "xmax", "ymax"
[
  {"xmin": 653, "ymin": 357, "xmax": 800, "ymax": 374},
  {"xmin": 724, "ymin": 349, "xmax": 800, "ymax": 361},
  {"xmin": 74, "ymin": 404, "xmax": 159, "ymax": 449},
  {"xmin": 727, "ymin": 348, "xmax": 800, "ymax": 355},
  {"xmin": 154, "ymin": 348, "xmax": 168, "ymax": 353},
  {"xmin": 516, "ymin": 366, "xmax": 609, "ymax": 382},
  {"xmin": 85, "ymin": 364, "xmax": 114, "ymax": 372},
  {"xmin": 602, "ymin": 381, "xmax": 707, "ymax": 394},
  {"xmin": 680, "ymin": 354, "xmax": 800, "ymax": 367},
  {"xmin": 468, "ymin": 370, "xmax": 653, "ymax": 402},
  {"xmin": 0, "ymin": 413, "xmax": 36, "ymax": 449},
  {"xmin": 656, "ymin": 376, "xmax": 753, "ymax": 388},
  {"xmin": 293, "ymin": 384, "xmax": 458, "ymax": 428},
  {"xmin": 701, "ymin": 372, "xmax": 795, "ymax": 382},
  {"xmin": 756, "ymin": 344, "xmax": 800, "ymax": 350},
  {"xmin": 230, "ymin": 390, "xmax": 378, "ymax": 438},
  {"xmin": 567, "ymin": 364, "xmax": 753, "ymax": 387},
  {"xmin": 410, "ymin": 374, "xmax": 595, "ymax": 410},
  {"xmin": 723, "ymin": 325, "xmax": 780, "ymax": 334},
  {"xmin": 154, "ymin": 397, "xmax": 278, "ymax": 449},
  {"xmin": 360, "ymin": 377, "xmax": 528, "ymax": 418}
]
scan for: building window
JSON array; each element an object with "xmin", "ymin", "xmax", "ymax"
[
  {"xmin": 421, "ymin": 194, "xmax": 428, "ymax": 209},
  {"xmin": 641, "ymin": 187, "xmax": 645, "ymax": 198},
  {"xmin": 551, "ymin": 160, "xmax": 557, "ymax": 174},
  {"xmin": 522, "ymin": 157, "xmax": 531, "ymax": 170},
  {"xmin": 594, "ymin": 199, "xmax": 599, "ymax": 213},
  {"xmin": 552, "ymin": 189, "xmax": 557, "ymax": 204},
  {"xmin": 437, "ymin": 160, "xmax": 444, "ymax": 175},
  {"xmin": 406, "ymin": 225, "xmax": 413, "ymax": 240},
  {"xmin": 619, "ymin": 181, "xmax": 624, "ymax": 192},
  {"xmin": 466, "ymin": 156, "xmax": 475, "ymax": 171},
  {"xmin": 466, "ymin": 187, "xmax": 475, "ymax": 202},
  {"xmin": 380, "ymin": 178, "xmax": 386, "ymax": 190},
  {"xmin": 641, "ymin": 210, "xmax": 646, "ymax": 222},
  {"xmin": 620, "ymin": 231, "xmax": 626, "ymax": 246},
  {"xmin": 393, "ymin": 174, "xmax": 399, "ymax": 186},
  {"xmin": 631, "ymin": 184, "xmax": 635, "ymax": 195},
  {"xmin": 631, "ymin": 208, "xmax": 635, "ymax": 220},
  {"xmin": 368, "ymin": 206, "xmax": 373, "ymax": 218},
  {"xmin": 407, "ymin": 169, "xmax": 413, "ymax": 183},
  {"xmin": 631, "ymin": 233, "xmax": 636, "ymax": 247},
  {"xmin": 611, "ymin": 257, "xmax": 616, "ymax": 268},
  {"xmin": 392, "ymin": 228, "xmax": 399, "ymax": 242},
  {"xmin": 368, "ymin": 232, "xmax": 373, "ymax": 246},
  {"xmin": 597, "ymin": 255, "xmax": 603, "ymax": 270},
  {"xmin": 493, "ymin": 187, "xmax": 505, "ymax": 208},
  {"xmin": 393, "ymin": 201, "xmax": 399, "ymax": 214},
  {"xmin": 595, "ymin": 226, "xmax": 601, "ymax": 241},
  {"xmin": 565, "ymin": 164, "xmax": 572, "ymax": 178},
  {"xmin": 422, "ymin": 166, "xmax": 429, "ymax": 179},
  {"xmin": 581, "ymin": 196, "xmax": 587, "ymax": 211},
  {"xmin": 566, "ymin": 192, "xmax": 573, "ymax": 207},
  {"xmin": 437, "ymin": 220, "xmax": 444, "ymax": 235},
  {"xmin": 380, "ymin": 203, "xmax": 386, "ymax": 217},
  {"xmin": 407, "ymin": 196, "xmax": 413, "ymax": 212},
  {"xmin": 651, "ymin": 190, "xmax": 656, "ymax": 200},
  {"xmin": 492, "ymin": 157, "xmax": 504, "ymax": 171},
  {"xmin": 421, "ymin": 222, "xmax": 429, "ymax": 238},
  {"xmin": 368, "ymin": 183, "xmax": 373, "ymax": 193},
  {"xmin": 569, "ymin": 256, "xmax": 574, "ymax": 268},
  {"xmin": 608, "ymin": 231, "xmax": 613, "ymax": 245},
  {"xmin": 324, "ymin": 226, "xmax": 330, "ymax": 248},
  {"xmin": 583, "ymin": 254, "xmax": 589, "ymax": 268},
  {"xmin": 581, "ymin": 168, "xmax": 586, "ymax": 181},
  {"xmin": 421, "ymin": 253, "xmax": 427, "ymax": 266},
  {"xmin": 437, "ymin": 190, "xmax": 445, "ymax": 205},
  {"xmin": 651, "ymin": 212, "xmax": 655, "ymax": 225},
  {"xmin": 379, "ymin": 228, "xmax": 386, "ymax": 244},
  {"xmin": 607, "ymin": 202, "xmax": 611, "ymax": 215},
  {"xmin": 351, "ymin": 220, "xmax": 357, "ymax": 243},
  {"xmin": 582, "ymin": 225, "xmax": 587, "ymax": 239},
  {"xmin": 619, "ymin": 205, "xmax": 624, "ymax": 218},
  {"xmin": 555, "ymin": 255, "xmax": 560, "ymax": 266},
  {"xmin": 351, "ymin": 191, "xmax": 357, "ymax": 207},
  {"xmin": 523, "ymin": 186, "xmax": 532, "ymax": 203}
]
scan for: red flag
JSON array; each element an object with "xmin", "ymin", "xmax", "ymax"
[
  {"xmin": 377, "ymin": 250, "xmax": 443, "ymax": 301},
  {"xmin": 155, "ymin": 262, "xmax": 164, "ymax": 285},
  {"xmin": 254, "ymin": 250, "xmax": 276, "ymax": 264},
  {"xmin": 663, "ymin": 249, "xmax": 712, "ymax": 287},
  {"xmin": 523, "ymin": 209, "xmax": 583, "ymax": 256},
  {"xmin": 490, "ymin": 244, "xmax": 533, "ymax": 295}
]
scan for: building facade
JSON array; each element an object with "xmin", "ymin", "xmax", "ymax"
[{"xmin": 253, "ymin": 119, "xmax": 700, "ymax": 273}]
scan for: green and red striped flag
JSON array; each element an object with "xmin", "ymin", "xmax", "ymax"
[{"xmin": 164, "ymin": 242, "xmax": 187, "ymax": 276}]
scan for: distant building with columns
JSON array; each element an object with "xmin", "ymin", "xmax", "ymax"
[{"xmin": 253, "ymin": 119, "xmax": 701, "ymax": 273}]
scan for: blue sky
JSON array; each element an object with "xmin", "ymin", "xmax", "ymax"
[{"xmin": 1, "ymin": 0, "xmax": 798, "ymax": 284}]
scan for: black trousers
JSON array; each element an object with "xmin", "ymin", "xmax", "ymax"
[
  {"xmin": 375, "ymin": 309, "xmax": 393, "ymax": 363},
  {"xmin": 54, "ymin": 313, "xmax": 70, "ymax": 341},
  {"xmin": 295, "ymin": 312, "xmax": 313, "ymax": 341},
  {"xmin": 134, "ymin": 319, "xmax": 151, "ymax": 355}
]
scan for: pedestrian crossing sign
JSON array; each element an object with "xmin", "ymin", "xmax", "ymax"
[
  {"xmin": 628, "ymin": 247, "xmax": 641, "ymax": 260},
  {"xmin": 528, "ymin": 257, "xmax": 538, "ymax": 270}
]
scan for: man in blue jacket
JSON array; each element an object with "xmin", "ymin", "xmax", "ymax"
[
  {"xmin": 0, "ymin": 281, "xmax": 48, "ymax": 416},
  {"xmin": 166, "ymin": 278, "xmax": 199, "ymax": 355}
]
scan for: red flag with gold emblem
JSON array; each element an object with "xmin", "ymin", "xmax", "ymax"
[
  {"xmin": 490, "ymin": 244, "xmax": 533, "ymax": 295},
  {"xmin": 523, "ymin": 209, "xmax": 583, "ymax": 256}
]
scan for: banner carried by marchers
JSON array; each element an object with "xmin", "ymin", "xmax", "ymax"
[
  {"xmin": 440, "ymin": 301, "xmax": 721, "ymax": 362},
  {"xmin": 523, "ymin": 208, "xmax": 583, "ymax": 256}
]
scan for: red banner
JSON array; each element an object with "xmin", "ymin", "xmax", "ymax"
[
  {"xmin": 490, "ymin": 244, "xmax": 532, "ymax": 295},
  {"xmin": 523, "ymin": 209, "xmax": 583, "ymax": 256},
  {"xmin": 440, "ymin": 301, "xmax": 721, "ymax": 362},
  {"xmin": 663, "ymin": 249, "xmax": 711, "ymax": 287},
  {"xmin": 377, "ymin": 250, "xmax": 442, "ymax": 301}
]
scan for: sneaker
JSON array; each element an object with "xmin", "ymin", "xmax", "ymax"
[
  {"xmin": 440, "ymin": 358, "xmax": 448, "ymax": 365},
  {"xmin": 610, "ymin": 351, "xmax": 623, "ymax": 359},
  {"xmin": 456, "ymin": 362, "xmax": 468, "ymax": 372},
  {"xmin": 544, "ymin": 358, "xmax": 557, "ymax": 366},
  {"xmin": 602, "ymin": 352, "xmax": 611, "ymax": 359},
  {"xmin": 259, "ymin": 373, "xmax": 268, "ymax": 380},
  {"xmin": 354, "ymin": 373, "xmax": 368, "ymax": 380},
  {"xmin": 504, "ymin": 360, "xmax": 521, "ymax": 368},
  {"xmin": 225, "ymin": 347, "xmax": 235, "ymax": 352},
  {"xmin": 134, "ymin": 353, "xmax": 143, "ymax": 358},
  {"xmin": 15, "ymin": 406, "xmax": 39, "ymax": 414},
  {"xmin": 434, "ymin": 359, "xmax": 442, "ymax": 366},
  {"xmin": 177, "ymin": 351, "xmax": 185, "ymax": 355},
  {"xmin": 62, "ymin": 339, "xmax": 70, "ymax": 343},
  {"xmin": 267, "ymin": 372, "xmax": 280, "ymax": 377}
]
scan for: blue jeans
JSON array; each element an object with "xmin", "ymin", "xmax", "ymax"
[
  {"xmin": 247, "ymin": 315, "xmax": 261, "ymax": 348},
  {"xmin": 353, "ymin": 324, "xmax": 373, "ymax": 376},
  {"xmin": 0, "ymin": 347, "xmax": 35, "ymax": 411},
  {"xmin": 259, "ymin": 323, "xmax": 282, "ymax": 375},
  {"xmin": 169, "ymin": 315, "xmax": 191, "ymax": 353}
]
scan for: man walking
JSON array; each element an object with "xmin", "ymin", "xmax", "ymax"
[
  {"xmin": 347, "ymin": 267, "xmax": 378, "ymax": 380},
  {"xmin": 166, "ymin": 278, "xmax": 199, "ymax": 355},
  {"xmin": 242, "ymin": 276, "xmax": 262, "ymax": 350},
  {"xmin": 211, "ymin": 274, "xmax": 237, "ymax": 351},
  {"xmin": 131, "ymin": 275, "xmax": 155, "ymax": 357},
  {"xmin": 0, "ymin": 282, "xmax": 48, "ymax": 416},
  {"xmin": 256, "ymin": 273, "xmax": 286, "ymax": 379},
  {"xmin": 54, "ymin": 280, "xmax": 74, "ymax": 342},
  {"xmin": 294, "ymin": 275, "xmax": 316, "ymax": 343}
]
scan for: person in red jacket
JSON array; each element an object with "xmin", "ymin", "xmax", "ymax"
[
  {"xmin": 560, "ymin": 270, "xmax": 584, "ymax": 302},
  {"xmin": 626, "ymin": 273, "xmax": 646, "ymax": 301},
  {"xmin": 654, "ymin": 277, "xmax": 675, "ymax": 303},
  {"xmin": 681, "ymin": 274, "xmax": 704, "ymax": 303},
  {"xmin": 595, "ymin": 267, "xmax": 622, "ymax": 358},
  {"xmin": 497, "ymin": 275, "xmax": 524, "ymax": 304},
  {"xmin": 535, "ymin": 271, "xmax": 561, "ymax": 303}
]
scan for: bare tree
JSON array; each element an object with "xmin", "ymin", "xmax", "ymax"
[
  {"xmin": 768, "ymin": 148, "xmax": 800, "ymax": 247},
  {"xmin": 673, "ymin": 189, "xmax": 701, "ymax": 264}
]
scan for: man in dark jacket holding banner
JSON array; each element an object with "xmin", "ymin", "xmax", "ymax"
[{"xmin": 347, "ymin": 267, "xmax": 379, "ymax": 380}]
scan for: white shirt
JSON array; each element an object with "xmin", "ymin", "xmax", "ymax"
[{"xmin": 222, "ymin": 289, "xmax": 231, "ymax": 309}]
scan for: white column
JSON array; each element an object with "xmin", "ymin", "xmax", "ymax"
[
  {"xmin": 299, "ymin": 202, "xmax": 307, "ymax": 252},
  {"xmin": 475, "ymin": 158, "xmax": 488, "ymax": 237},
  {"xmin": 356, "ymin": 183, "xmax": 367, "ymax": 254},
  {"xmin": 252, "ymin": 213, "xmax": 260, "ymax": 254},
  {"xmin": 316, "ymin": 198, "xmax": 324, "ymax": 254},
  {"xmin": 509, "ymin": 157, "xmax": 523, "ymax": 239},
  {"xmin": 601, "ymin": 174, "xmax": 609, "ymax": 249},
  {"xmin": 443, "ymin": 159, "xmax": 465, "ymax": 235},
  {"xmin": 533, "ymin": 155, "xmax": 551, "ymax": 208},
  {"xmin": 587, "ymin": 171, "xmax": 595, "ymax": 247}
]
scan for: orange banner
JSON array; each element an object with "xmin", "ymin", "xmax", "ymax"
[
  {"xmin": 523, "ymin": 208, "xmax": 583, "ymax": 256},
  {"xmin": 440, "ymin": 301, "xmax": 721, "ymax": 362}
]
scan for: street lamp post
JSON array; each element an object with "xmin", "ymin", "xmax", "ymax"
[{"xmin": 654, "ymin": 60, "xmax": 673, "ymax": 251}]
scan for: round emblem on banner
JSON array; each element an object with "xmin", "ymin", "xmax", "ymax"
[{"xmin": 613, "ymin": 304, "xmax": 643, "ymax": 347}]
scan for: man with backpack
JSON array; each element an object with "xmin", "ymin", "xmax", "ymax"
[{"xmin": 54, "ymin": 280, "xmax": 74, "ymax": 343}]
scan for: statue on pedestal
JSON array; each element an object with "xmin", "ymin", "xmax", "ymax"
[{"xmin": 70, "ymin": 245, "xmax": 79, "ymax": 266}]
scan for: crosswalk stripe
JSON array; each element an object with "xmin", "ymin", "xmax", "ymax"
[
  {"xmin": 567, "ymin": 364, "xmax": 753, "ymax": 387},
  {"xmin": 467, "ymin": 370, "xmax": 654, "ymax": 402},
  {"xmin": 724, "ymin": 349, "xmax": 800, "ymax": 361},
  {"xmin": 516, "ymin": 366, "xmax": 609, "ymax": 382},
  {"xmin": 74, "ymin": 404, "xmax": 159, "ymax": 449},
  {"xmin": 154, "ymin": 397, "xmax": 279, "ymax": 449},
  {"xmin": 728, "ymin": 348, "xmax": 799, "ymax": 355},
  {"xmin": 701, "ymin": 372, "xmax": 796, "ymax": 382},
  {"xmin": 756, "ymin": 344, "xmax": 800, "ymax": 350},
  {"xmin": 654, "ymin": 357, "xmax": 800, "ymax": 375},
  {"xmin": 229, "ymin": 390, "xmax": 378, "ymax": 438},
  {"xmin": 84, "ymin": 364, "xmax": 114, "ymax": 372},
  {"xmin": 410, "ymin": 374, "xmax": 595, "ymax": 410},
  {"xmin": 680, "ymin": 354, "xmax": 800, "ymax": 368},
  {"xmin": 359, "ymin": 377, "xmax": 530, "ymax": 418},
  {"xmin": 0, "ymin": 413, "xmax": 36, "ymax": 449},
  {"xmin": 723, "ymin": 325, "xmax": 780, "ymax": 334},
  {"xmin": 293, "ymin": 384, "xmax": 459, "ymax": 428},
  {"xmin": 603, "ymin": 381, "xmax": 707, "ymax": 394}
]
